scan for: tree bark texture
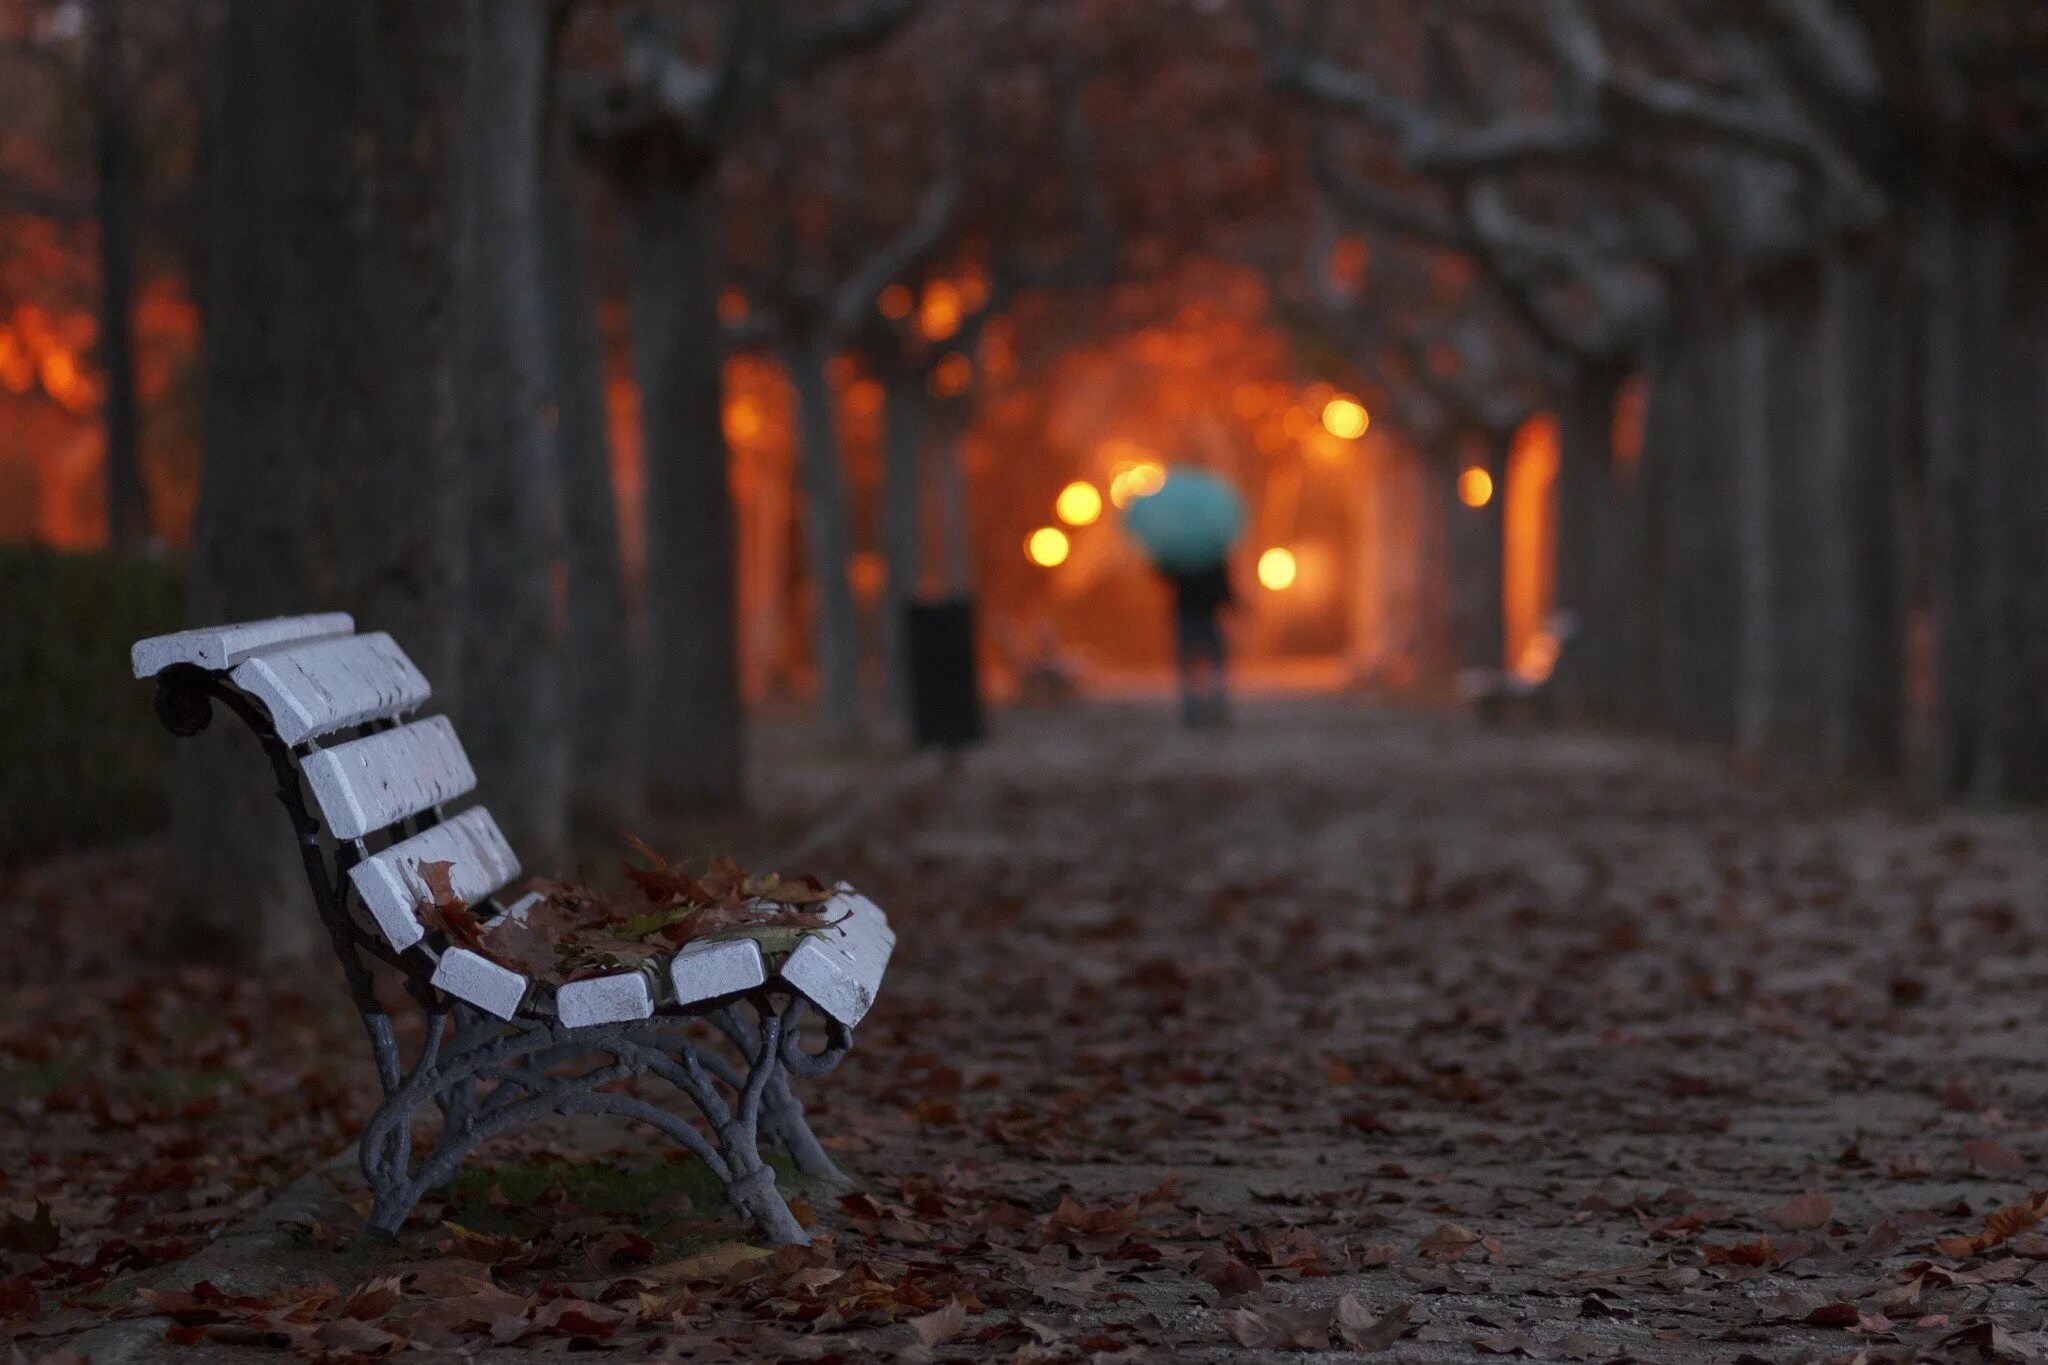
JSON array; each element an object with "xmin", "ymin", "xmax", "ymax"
[
  {"xmin": 786, "ymin": 336, "xmax": 864, "ymax": 747},
  {"xmin": 459, "ymin": 0, "xmax": 567, "ymax": 869},
  {"xmin": 162, "ymin": 0, "xmax": 315, "ymax": 965},
  {"xmin": 293, "ymin": 0, "xmax": 471, "ymax": 684},
  {"xmin": 1551, "ymin": 362, "xmax": 1623, "ymax": 718},
  {"xmin": 544, "ymin": 95, "xmax": 640, "ymax": 832},
  {"xmin": 1923, "ymin": 198, "xmax": 2048, "ymax": 799},
  {"xmin": 93, "ymin": 0, "xmax": 147, "ymax": 548},
  {"xmin": 1646, "ymin": 282, "xmax": 1741, "ymax": 745},
  {"xmin": 622, "ymin": 172, "xmax": 746, "ymax": 810},
  {"xmin": 879, "ymin": 369, "xmax": 925, "ymax": 732}
]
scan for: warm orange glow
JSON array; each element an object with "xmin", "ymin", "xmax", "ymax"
[
  {"xmin": 1458, "ymin": 467, "xmax": 1494, "ymax": 508},
  {"xmin": 1611, "ymin": 377, "xmax": 1647, "ymax": 475},
  {"xmin": 877, "ymin": 283, "xmax": 914, "ymax": 320},
  {"xmin": 1257, "ymin": 546, "xmax": 1298, "ymax": 591},
  {"xmin": 918, "ymin": 281, "xmax": 963, "ymax": 341},
  {"xmin": 1327, "ymin": 236, "xmax": 1370, "ymax": 292},
  {"xmin": 1321, "ymin": 396, "xmax": 1369, "ymax": 440},
  {"xmin": 1108, "ymin": 460, "xmax": 1166, "ymax": 508},
  {"xmin": 1055, "ymin": 480, "xmax": 1102, "ymax": 527},
  {"xmin": 848, "ymin": 549, "xmax": 885, "ymax": 603},
  {"xmin": 928, "ymin": 352, "xmax": 972, "ymax": 398},
  {"xmin": 717, "ymin": 289, "xmax": 749, "ymax": 326},
  {"xmin": 724, "ymin": 397, "xmax": 765, "ymax": 443},
  {"xmin": 1025, "ymin": 525, "xmax": 1071, "ymax": 568},
  {"xmin": 1504, "ymin": 414, "xmax": 1559, "ymax": 669},
  {"xmin": 1514, "ymin": 628, "xmax": 1563, "ymax": 686}
]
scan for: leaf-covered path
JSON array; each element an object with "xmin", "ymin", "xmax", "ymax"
[{"xmin": 13, "ymin": 698, "xmax": 2048, "ymax": 1361}]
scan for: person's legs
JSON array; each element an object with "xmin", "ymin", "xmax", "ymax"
[
  {"xmin": 1179, "ymin": 608, "xmax": 1228, "ymax": 728},
  {"xmin": 1202, "ymin": 607, "xmax": 1230, "ymax": 726},
  {"xmin": 1174, "ymin": 606, "xmax": 1203, "ymax": 727}
]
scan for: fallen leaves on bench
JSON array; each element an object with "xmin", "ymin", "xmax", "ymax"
[{"xmin": 412, "ymin": 837, "xmax": 843, "ymax": 986}]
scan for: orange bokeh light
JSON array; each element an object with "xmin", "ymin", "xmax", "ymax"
[
  {"xmin": 1055, "ymin": 480, "xmax": 1102, "ymax": 526},
  {"xmin": 877, "ymin": 283, "xmax": 914, "ymax": 320},
  {"xmin": 1458, "ymin": 467, "xmax": 1495, "ymax": 508},
  {"xmin": 1320, "ymin": 396, "xmax": 1369, "ymax": 440},
  {"xmin": 1257, "ymin": 546, "xmax": 1298, "ymax": 591},
  {"xmin": 1025, "ymin": 526, "xmax": 1071, "ymax": 568}
]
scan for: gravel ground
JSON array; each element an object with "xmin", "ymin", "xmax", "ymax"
[{"xmin": 15, "ymin": 697, "xmax": 2048, "ymax": 1362}]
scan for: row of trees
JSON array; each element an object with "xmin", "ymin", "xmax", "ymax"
[
  {"xmin": 1251, "ymin": 0, "xmax": 2048, "ymax": 798},
  {"xmin": 106, "ymin": 0, "xmax": 2048, "ymax": 958},
  {"xmin": 165, "ymin": 0, "xmax": 1140, "ymax": 961}
]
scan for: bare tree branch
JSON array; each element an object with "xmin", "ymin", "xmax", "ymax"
[{"xmin": 789, "ymin": 0, "xmax": 922, "ymax": 77}]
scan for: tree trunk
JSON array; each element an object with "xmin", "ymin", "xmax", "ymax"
[
  {"xmin": 1924, "ymin": 197, "xmax": 2048, "ymax": 799},
  {"xmin": 1728, "ymin": 288, "xmax": 1781, "ymax": 760},
  {"xmin": 294, "ymin": 1, "xmax": 470, "ymax": 693},
  {"xmin": 878, "ymin": 368, "xmax": 924, "ymax": 732},
  {"xmin": 161, "ymin": 0, "xmax": 314, "ymax": 965},
  {"xmin": 1753, "ymin": 269, "xmax": 1832, "ymax": 770},
  {"xmin": 1551, "ymin": 360, "xmax": 1623, "ymax": 717},
  {"xmin": 93, "ymin": 0, "xmax": 147, "ymax": 548},
  {"xmin": 1445, "ymin": 433, "xmax": 1506, "ymax": 672},
  {"xmin": 786, "ymin": 336, "xmax": 864, "ymax": 746},
  {"xmin": 1647, "ymin": 281, "xmax": 1741, "ymax": 744},
  {"xmin": 459, "ymin": 0, "xmax": 567, "ymax": 869},
  {"xmin": 622, "ymin": 172, "xmax": 746, "ymax": 810},
  {"xmin": 1814, "ymin": 241, "xmax": 1909, "ymax": 780},
  {"xmin": 543, "ymin": 85, "xmax": 639, "ymax": 833},
  {"xmin": 933, "ymin": 416, "xmax": 975, "ymax": 594}
]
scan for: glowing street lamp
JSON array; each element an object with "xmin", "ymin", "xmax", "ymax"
[
  {"xmin": 1025, "ymin": 526, "xmax": 1071, "ymax": 568},
  {"xmin": 1257, "ymin": 546, "xmax": 1298, "ymax": 591},
  {"xmin": 1055, "ymin": 480, "xmax": 1103, "ymax": 527},
  {"xmin": 1321, "ymin": 396, "xmax": 1370, "ymax": 440},
  {"xmin": 1458, "ymin": 467, "xmax": 1495, "ymax": 508}
]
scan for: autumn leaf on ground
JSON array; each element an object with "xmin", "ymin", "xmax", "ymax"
[
  {"xmin": 0, "ymin": 1199, "xmax": 58, "ymax": 1255},
  {"xmin": 1416, "ymin": 1223, "xmax": 1483, "ymax": 1263},
  {"xmin": 1937, "ymin": 1190, "xmax": 2048, "ymax": 1259},
  {"xmin": 1223, "ymin": 1301, "xmax": 1332, "ymax": 1350},
  {"xmin": 1763, "ymin": 1192, "xmax": 1833, "ymax": 1232},
  {"xmin": 1333, "ymin": 1296, "xmax": 1412, "ymax": 1352},
  {"xmin": 1196, "ymin": 1252, "xmax": 1263, "ymax": 1303},
  {"xmin": 1703, "ymin": 1237, "xmax": 1779, "ymax": 1267},
  {"xmin": 907, "ymin": 1297, "xmax": 970, "ymax": 1351},
  {"xmin": 637, "ymin": 1241, "xmax": 773, "ymax": 1285},
  {"xmin": 1959, "ymin": 1138, "xmax": 2027, "ymax": 1174}
]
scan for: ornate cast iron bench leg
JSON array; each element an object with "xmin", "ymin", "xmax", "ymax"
[
  {"xmin": 349, "ymin": 1002, "xmax": 823, "ymax": 1245},
  {"xmin": 708, "ymin": 1003, "xmax": 855, "ymax": 1188}
]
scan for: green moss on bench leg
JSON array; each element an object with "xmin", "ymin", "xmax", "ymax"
[{"xmin": 440, "ymin": 1151, "xmax": 805, "ymax": 1257}]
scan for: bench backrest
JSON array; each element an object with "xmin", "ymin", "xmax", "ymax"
[{"xmin": 132, "ymin": 614, "xmax": 521, "ymax": 954}]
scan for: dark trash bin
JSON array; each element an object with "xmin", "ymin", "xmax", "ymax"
[{"xmin": 904, "ymin": 596, "xmax": 985, "ymax": 750}]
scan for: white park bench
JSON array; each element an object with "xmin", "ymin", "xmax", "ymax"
[{"xmin": 132, "ymin": 613, "xmax": 892, "ymax": 1244}]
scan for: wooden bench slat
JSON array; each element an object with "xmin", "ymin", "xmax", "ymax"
[
  {"xmin": 229, "ymin": 632, "xmax": 431, "ymax": 746},
  {"xmin": 557, "ymin": 970, "xmax": 654, "ymax": 1027},
  {"xmin": 431, "ymin": 947, "xmax": 530, "ymax": 1020},
  {"xmin": 131, "ymin": 613, "xmax": 355, "ymax": 678},
  {"xmin": 777, "ymin": 892, "xmax": 893, "ymax": 1027},
  {"xmin": 669, "ymin": 937, "xmax": 767, "ymax": 1008},
  {"xmin": 348, "ymin": 805, "xmax": 520, "ymax": 951},
  {"xmin": 303, "ymin": 716, "xmax": 476, "ymax": 841}
]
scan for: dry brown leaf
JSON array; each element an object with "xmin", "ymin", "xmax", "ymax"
[
  {"xmin": 1416, "ymin": 1223, "xmax": 1483, "ymax": 1263},
  {"xmin": 1764, "ymin": 1192, "xmax": 1834, "ymax": 1232}
]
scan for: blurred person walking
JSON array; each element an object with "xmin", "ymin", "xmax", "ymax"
[{"xmin": 1121, "ymin": 466, "xmax": 1246, "ymax": 729}]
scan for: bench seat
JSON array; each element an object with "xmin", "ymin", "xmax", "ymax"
[
  {"xmin": 134, "ymin": 614, "xmax": 885, "ymax": 1246},
  {"xmin": 427, "ymin": 889, "xmax": 894, "ymax": 1030}
]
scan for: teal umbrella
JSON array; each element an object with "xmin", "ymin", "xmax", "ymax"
[{"xmin": 1121, "ymin": 467, "xmax": 1247, "ymax": 572}]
